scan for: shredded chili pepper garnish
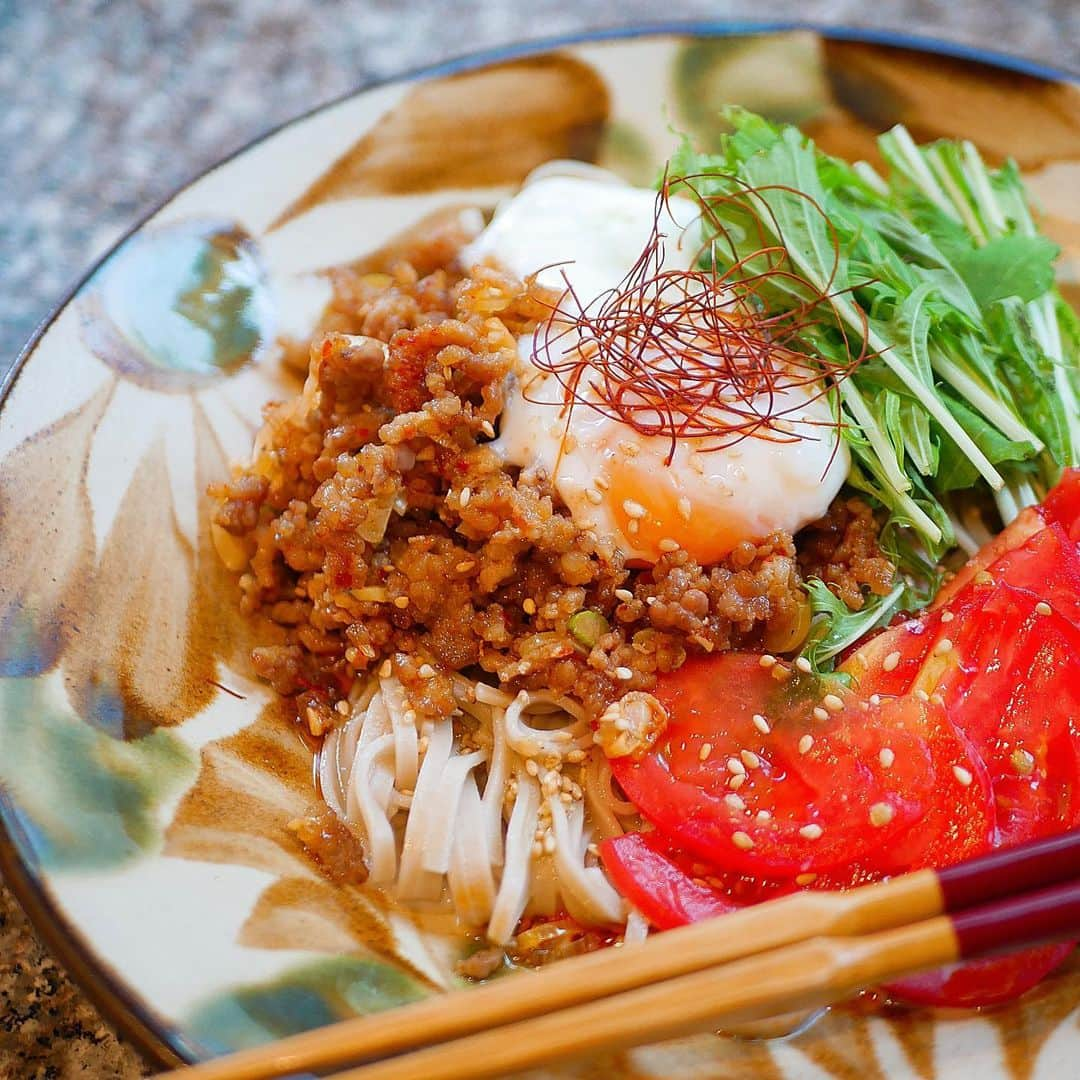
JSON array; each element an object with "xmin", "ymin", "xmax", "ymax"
[{"xmin": 527, "ymin": 171, "xmax": 873, "ymax": 466}]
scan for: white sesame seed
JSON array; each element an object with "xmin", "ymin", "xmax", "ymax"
[
  {"xmin": 758, "ymin": 654, "xmax": 777, "ymax": 669},
  {"xmin": 798, "ymin": 734, "xmax": 814, "ymax": 755},
  {"xmin": 729, "ymin": 774, "xmax": 746, "ymax": 791},
  {"xmin": 740, "ymin": 749, "xmax": 760, "ymax": 770},
  {"xmin": 1036, "ymin": 601, "xmax": 1052, "ymax": 616},
  {"xmin": 800, "ymin": 824, "xmax": 823, "ymax": 841},
  {"xmin": 1012, "ymin": 748, "xmax": 1035, "ymax": 776},
  {"xmin": 627, "ymin": 519, "xmax": 640, "ymax": 535},
  {"xmin": 752, "ymin": 713, "xmax": 771, "ymax": 735},
  {"xmin": 914, "ymin": 688, "xmax": 930, "ymax": 703},
  {"xmin": 795, "ymin": 657, "xmax": 813, "ymax": 674},
  {"xmin": 869, "ymin": 802, "xmax": 895, "ymax": 827},
  {"xmin": 934, "ymin": 638, "xmax": 953, "ymax": 656},
  {"xmin": 480, "ymin": 420, "xmax": 496, "ymax": 438},
  {"xmin": 418, "ymin": 663, "xmax": 436, "ymax": 679},
  {"xmin": 795, "ymin": 873, "xmax": 818, "ymax": 886},
  {"xmin": 455, "ymin": 560, "xmax": 475, "ymax": 573},
  {"xmin": 723, "ymin": 793, "xmax": 745, "ymax": 811},
  {"xmin": 882, "ymin": 651, "xmax": 901, "ymax": 672},
  {"xmin": 622, "ymin": 499, "xmax": 647, "ymax": 519},
  {"xmin": 756, "ymin": 810, "xmax": 772, "ymax": 822},
  {"xmin": 813, "ymin": 706, "xmax": 829, "ymax": 722},
  {"xmin": 732, "ymin": 831, "xmax": 755, "ymax": 851},
  {"xmin": 677, "ymin": 497, "xmax": 693, "ymax": 521},
  {"xmin": 586, "ymin": 488, "xmax": 604, "ymax": 505},
  {"xmin": 593, "ymin": 475, "xmax": 610, "ymax": 491},
  {"xmin": 699, "ymin": 742, "xmax": 713, "ymax": 762},
  {"xmin": 940, "ymin": 610, "xmax": 955, "ymax": 624},
  {"xmin": 335, "ymin": 700, "xmax": 350, "ymax": 716},
  {"xmin": 379, "ymin": 659, "xmax": 393, "ymax": 679},
  {"xmin": 822, "ymin": 693, "xmax": 844, "ymax": 713},
  {"xmin": 522, "ymin": 598, "xmax": 537, "ymax": 615},
  {"xmin": 460, "ymin": 487, "xmax": 472, "ymax": 507},
  {"xmin": 614, "ymin": 588, "xmax": 634, "ymax": 602},
  {"xmin": 879, "ymin": 747, "xmax": 895, "ymax": 768},
  {"xmin": 615, "ymin": 666, "xmax": 634, "ymax": 681},
  {"xmin": 393, "ymin": 596, "xmax": 410, "ymax": 609},
  {"xmin": 726, "ymin": 757, "xmax": 747, "ymax": 776},
  {"xmin": 870, "ymin": 694, "xmax": 881, "ymax": 706},
  {"xmin": 974, "ymin": 570, "xmax": 994, "ymax": 586},
  {"xmin": 658, "ymin": 538, "xmax": 681, "ymax": 553},
  {"xmin": 525, "ymin": 759, "xmax": 539, "ymax": 777},
  {"xmin": 953, "ymin": 765, "xmax": 974, "ymax": 787}
]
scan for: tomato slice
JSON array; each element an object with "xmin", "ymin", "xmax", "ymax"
[
  {"xmin": 933, "ymin": 506, "xmax": 1045, "ymax": 609},
  {"xmin": 610, "ymin": 655, "xmax": 950, "ymax": 877},
  {"xmin": 599, "ymin": 831, "xmax": 792, "ymax": 929},
  {"xmin": 942, "ymin": 523, "xmax": 1080, "ymax": 634},
  {"xmin": 936, "ymin": 468, "xmax": 1080, "ymax": 610},
  {"xmin": 600, "ymin": 480, "xmax": 1080, "ymax": 1008},
  {"xmin": 839, "ymin": 609, "xmax": 944, "ymax": 698},
  {"xmin": 887, "ymin": 944, "xmax": 1075, "ymax": 1009},
  {"xmin": 921, "ymin": 585, "xmax": 1080, "ymax": 846},
  {"xmin": 1043, "ymin": 468, "xmax": 1080, "ymax": 542}
]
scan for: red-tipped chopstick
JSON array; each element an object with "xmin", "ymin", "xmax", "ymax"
[{"xmin": 162, "ymin": 827, "xmax": 1080, "ymax": 1080}]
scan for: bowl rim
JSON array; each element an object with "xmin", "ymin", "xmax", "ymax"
[{"xmin": 1, "ymin": 18, "xmax": 1076, "ymax": 1069}]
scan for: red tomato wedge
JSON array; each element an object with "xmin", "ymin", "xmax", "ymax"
[
  {"xmin": 933, "ymin": 506, "xmax": 1044, "ymax": 609},
  {"xmin": 936, "ymin": 469, "xmax": 1080, "ymax": 609},
  {"xmin": 839, "ymin": 609, "xmax": 945, "ymax": 698},
  {"xmin": 599, "ymin": 831, "xmax": 791, "ymax": 929},
  {"xmin": 609, "ymin": 655, "xmax": 971, "ymax": 878},
  {"xmin": 887, "ymin": 944, "xmax": 1076, "ymax": 1009},
  {"xmin": 1043, "ymin": 467, "xmax": 1080, "ymax": 541},
  {"xmin": 600, "ymin": 477, "xmax": 1080, "ymax": 1009},
  {"xmin": 923, "ymin": 585, "xmax": 1080, "ymax": 846},
  {"xmin": 941, "ymin": 523, "xmax": 1080, "ymax": 633}
]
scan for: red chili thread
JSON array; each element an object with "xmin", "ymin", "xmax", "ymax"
[{"xmin": 527, "ymin": 171, "xmax": 873, "ymax": 468}]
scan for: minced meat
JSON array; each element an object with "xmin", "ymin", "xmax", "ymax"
[{"xmin": 211, "ymin": 237, "xmax": 894, "ymax": 723}]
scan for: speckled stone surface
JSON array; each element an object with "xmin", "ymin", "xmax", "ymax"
[{"xmin": 0, "ymin": 2, "xmax": 1077, "ymax": 1076}]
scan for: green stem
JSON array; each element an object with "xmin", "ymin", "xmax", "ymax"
[
  {"xmin": 930, "ymin": 348, "xmax": 1043, "ymax": 451},
  {"xmin": 838, "ymin": 380, "xmax": 911, "ymax": 494}
]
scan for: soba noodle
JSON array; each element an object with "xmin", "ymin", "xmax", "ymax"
[{"xmin": 318, "ymin": 674, "xmax": 638, "ymax": 943}]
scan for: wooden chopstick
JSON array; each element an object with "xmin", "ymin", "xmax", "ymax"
[
  {"xmin": 161, "ymin": 827, "xmax": 1080, "ymax": 1080},
  {"xmin": 164, "ymin": 870, "xmax": 940, "ymax": 1080},
  {"xmin": 327, "ymin": 916, "xmax": 958, "ymax": 1080},
  {"xmin": 324, "ymin": 876, "xmax": 1080, "ymax": 1080}
]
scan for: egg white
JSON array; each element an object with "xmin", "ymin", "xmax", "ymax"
[{"xmin": 462, "ymin": 168, "xmax": 849, "ymax": 564}]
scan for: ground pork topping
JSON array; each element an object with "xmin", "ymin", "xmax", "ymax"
[{"xmin": 211, "ymin": 239, "xmax": 894, "ymax": 725}]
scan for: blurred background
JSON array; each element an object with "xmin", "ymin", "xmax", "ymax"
[{"xmin": 0, "ymin": 1, "xmax": 1077, "ymax": 1076}]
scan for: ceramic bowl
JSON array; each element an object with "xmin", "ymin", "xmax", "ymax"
[{"xmin": 2, "ymin": 23, "xmax": 1079, "ymax": 1078}]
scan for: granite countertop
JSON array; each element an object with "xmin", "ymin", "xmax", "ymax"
[{"xmin": 1, "ymin": 1, "xmax": 1077, "ymax": 1076}]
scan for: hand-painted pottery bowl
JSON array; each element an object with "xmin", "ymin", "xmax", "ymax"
[{"xmin": 2, "ymin": 24, "xmax": 1079, "ymax": 1078}]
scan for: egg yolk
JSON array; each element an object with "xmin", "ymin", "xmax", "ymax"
[{"xmin": 604, "ymin": 453, "xmax": 748, "ymax": 566}]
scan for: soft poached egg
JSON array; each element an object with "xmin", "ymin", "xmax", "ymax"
[{"xmin": 462, "ymin": 168, "xmax": 849, "ymax": 565}]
